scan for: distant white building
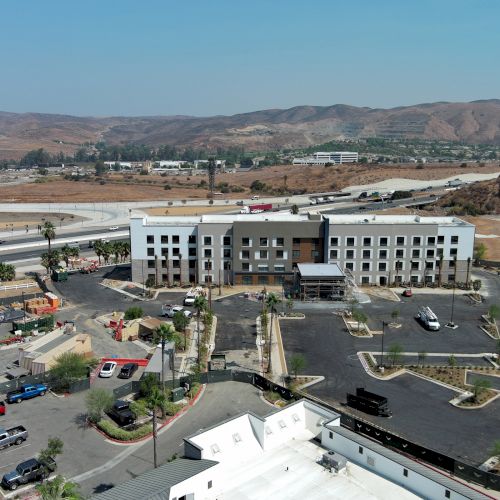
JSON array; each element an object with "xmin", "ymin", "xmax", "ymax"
[
  {"xmin": 293, "ymin": 151, "xmax": 359, "ymax": 165},
  {"xmin": 104, "ymin": 161, "xmax": 150, "ymax": 172}
]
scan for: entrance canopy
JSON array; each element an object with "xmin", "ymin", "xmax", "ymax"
[{"xmin": 296, "ymin": 263, "xmax": 347, "ymax": 301}]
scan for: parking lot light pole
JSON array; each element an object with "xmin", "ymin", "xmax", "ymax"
[
  {"xmin": 380, "ymin": 321, "xmax": 386, "ymax": 369},
  {"xmin": 446, "ymin": 283, "xmax": 457, "ymax": 328}
]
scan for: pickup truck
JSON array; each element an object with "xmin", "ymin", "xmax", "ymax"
[
  {"xmin": 6, "ymin": 384, "xmax": 48, "ymax": 404},
  {"xmin": 2, "ymin": 457, "xmax": 56, "ymax": 491},
  {"xmin": 0, "ymin": 426, "xmax": 28, "ymax": 449},
  {"xmin": 107, "ymin": 400, "xmax": 135, "ymax": 426}
]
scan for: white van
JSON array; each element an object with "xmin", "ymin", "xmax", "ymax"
[{"xmin": 416, "ymin": 306, "xmax": 440, "ymax": 331}]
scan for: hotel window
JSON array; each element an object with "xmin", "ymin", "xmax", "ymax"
[
  {"xmin": 146, "ymin": 235, "xmax": 154, "ymax": 244},
  {"xmin": 411, "ymin": 261, "xmax": 419, "ymax": 270},
  {"xmin": 330, "ymin": 237, "xmax": 339, "ymax": 246},
  {"xmin": 242, "ymin": 237, "xmax": 250, "ymax": 247},
  {"xmin": 276, "ymin": 250, "xmax": 284, "ymax": 259},
  {"xmin": 413, "ymin": 236, "xmax": 421, "ymax": 246},
  {"xmin": 188, "ymin": 235, "xmax": 196, "ymax": 244},
  {"xmin": 379, "ymin": 237, "xmax": 388, "ymax": 247},
  {"xmin": 427, "ymin": 236, "xmax": 436, "ymax": 245},
  {"xmin": 203, "ymin": 236, "xmax": 212, "ymax": 245},
  {"xmin": 223, "ymin": 236, "xmax": 231, "ymax": 246},
  {"xmin": 203, "ymin": 261, "xmax": 212, "ymax": 270},
  {"xmin": 242, "ymin": 263, "xmax": 250, "ymax": 271},
  {"xmin": 161, "ymin": 235, "xmax": 168, "ymax": 244},
  {"xmin": 242, "ymin": 250, "xmax": 250, "ymax": 259},
  {"xmin": 223, "ymin": 261, "xmax": 231, "ymax": 270},
  {"xmin": 437, "ymin": 235, "xmax": 444, "ymax": 244},
  {"xmin": 260, "ymin": 237, "xmax": 268, "ymax": 247},
  {"xmin": 311, "ymin": 250, "xmax": 320, "ymax": 259},
  {"xmin": 426, "ymin": 249, "xmax": 435, "ymax": 258},
  {"xmin": 293, "ymin": 238, "xmax": 301, "ymax": 245},
  {"xmin": 346, "ymin": 249, "xmax": 355, "ymax": 259},
  {"xmin": 292, "ymin": 250, "xmax": 300, "ymax": 258},
  {"xmin": 395, "ymin": 249, "xmax": 404, "ymax": 258},
  {"xmin": 450, "ymin": 248, "xmax": 457, "ymax": 257},
  {"xmin": 259, "ymin": 250, "xmax": 268, "ymax": 259},
  {"xmin": 451, "ymin": 235, "xmax": 459, "ymax": 244},
  {"xmin": 162, "ymin": 248, "xmax": 169, "ymax": 257},
  {"xmin": 223, "ymin": 249, "xmax": 231, "ymax": 258},
  {"xmin": 396, "ymin": 236, "xmax": 405, "ymax": 245},
  {"xmin": 358, "ymin": 446, "xmax": 364, "ymax": 455},
  {"xmin": 204, "ymin": 249, "xmax": 212, "ymax": 258},
  {"xmin": 258, "ymin": 264, "xmax": 269, "ymax": 272},
  {"xmin": 172, "ymin": 247, "xmax": 180, "ymax": 256},
  {"xmin": 379, "ymin": 249, "xmax": 387, "ymax": 259},
  {"xmin": 346, "ymin": 237, "xmax": 355, "ymax": 247},
  {"xmin": 172, "ymin": 235, "xmax": 179, "ymax": 244},
  {"xmin": 147, "ymin": 260, "xmax": 155, "ymax": 269},
  {"xmin": 403, "ymin": 469, "xmax": 408, "ymax": 477},
  {"xmin": 345, "ymin": 262, "xmax": 354, "ymax": 271},
  {"xmin": 330, "ymin": 249, "xmax": 338, "ymax": 259},
  {"xmin": 412, "ymin": 249, "xmax": 420, "ymax": 258},
  {"xmin": 362, "ymin": 262, "xmax": 370, "ymax": 271},
  {"xmin": 362, "ymin": 249, "xmax": 371, "ymax": 259},
  {"xmin": 449, "ymin": 259, "xmax": 456, "ymax": 267},
  {"xmin": 274, "ymin": 264, "xmax": 285, "ymax": 272},
  {"xmin": 208, "ymin": 481, "xmax": 213, "ymax": 489},
  {"xmin": 426, "ymin": 261, "xmax": 434, "ymax": 269},
  {"xmin": 378, "ymin": 262, "xmax": 387, "ymax": 271},
  {"xmin": 276, "ymin": 237, "xmax": 284, "ymax": 247},
  {"xmin": 363, "ymin": 237, "xmax": 372, "ymax": 246},
  {"xmin": 147, "ymin": 248, "xmax": 154, "ymax": 257}
]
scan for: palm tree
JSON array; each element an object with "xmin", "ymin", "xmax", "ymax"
[
  {"xmin": 147, "ymin": 387, "xmax": 166, "ymax": 469},
  {"xmin": 111, "ymin": 241, "xmax": 122, "ymax": 264},
  {"xmin": 36, "ymin": 475, "xmax": 83, "ymax": 499},
  {"xmin": 101, "ymin": 242, "xmax": 113, "ymax": 265},
  {"xmin": 194, "ymin": 295, "xmax": 208, "ymax": 365},
  {"xmin": 93, "ymin": 240, "xmax": 104, "ymax": 264},
  {"xmin": 41, "ymin": 251, "xmax": 61, "ymax": 274},
  {"xmin": 466, "ymin": 256, "xmax": 471, "ymax": 285},
  {"xmin": 41, "ymin": 221, "xmax": 56, "ymax": 256},
  {"xmin": 154, "ymin": 323, "xmax": 176, "ymax": 393},
  {"xmin": 121, "ymin": 241, "xmax": 131, "ymax": 262},
  {"xmin": 438, "ymin": 253, "xmax": 444, "ymax": 287},
  {"xmin": 265, "ymin": 292, "xmax": 280, "ymax": 373},
  {"xmin": 60, "ymin": 245, "xmax": 73, "ymax": 268}
]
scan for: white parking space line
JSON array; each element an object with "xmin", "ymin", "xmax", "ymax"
[
  {"xmin": 0, "ymin": 462, "xmax": 16, "ymax": 470},
  {"xmin": 1, "ymin": 443, "xmax": 31, "ymax": 456}
]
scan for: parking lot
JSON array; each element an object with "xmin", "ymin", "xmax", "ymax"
[{"xmin": 280, "ymin": 280, "xmax": 500, "ymax": 465}]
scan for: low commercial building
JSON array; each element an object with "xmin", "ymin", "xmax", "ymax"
[
  {"xmin": 293, "ymin": 151, "xmax": 359, "ymax": 165},
  {"xmin": 91, "ymin": 399, "xmax": 488, "ymax": 500},
  {"xmin": 130, "ymin": 213, "xmax": 474, "ymax": 289}
]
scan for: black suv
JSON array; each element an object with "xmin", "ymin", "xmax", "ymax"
[
  {"xmin": 118, "ymin": 363, "xmax": 138, "ymax": 379},
  {"xmin": 2, "ymin": 457, "xmax": 56, "ymax": 490}
]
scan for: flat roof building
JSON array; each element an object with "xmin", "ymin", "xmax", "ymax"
[
  {"xmin": 130, "ymin": 213, "xmax": 474, "ymax": 291},
  {"xmin": 293, "ymin": 151, "xmax": 359, "ymax": 165}
]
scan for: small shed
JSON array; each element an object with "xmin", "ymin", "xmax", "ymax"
[
  {"xmin": 138, "ymin": 317, "xmax": 168, "ymax": 340},
  {"xmin": 296, "ymin": 263, "xmax": 347, "ymax": 301}
]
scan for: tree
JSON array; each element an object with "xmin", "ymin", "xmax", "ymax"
[
  {"xmin": 50, "ymin": 352, "xmax": 88, "ymax": 391},
  {"xmin": 266, "ymin": 292, "xmax": 280, "ymax": 373},
  {"xmin": 472, "ymin": 279, "xmax": 482, "ymax": 293},
  {"xmin": 391, "ymin": 309, "xmax": 400, "ymax": 324},
  {"xmin": 472, "ymin": 378, "xmax": 491, "ymax": 401},
  {"xmin": 286, "ymin": 296, "xmax": 294, "ymax": 315},
  {"xmin": 194, "ymin": 295, "xmax": 208, "ymax": 365},
  {"xmin": 474, "ymin": 242, "xmax": 487, "ymax": 263},
  {"xmin": 0, "ymin": 262, "xmax": 16, "ymax": 281},
  {"xmin": 60, "ymin": 244, "xmax": 79, "ymax": 268},
  {"xmin": 124, "ymin": 306, "xmax": 143, "ymax": 320},
  {"xmin": 140, "ymin": 372, "xmax": 160, "ymax": 398},
  {"xmin": 147, "ymin": 386, "xmax": 167, "ymax": 468},
  {"xmin": 448, "ymin": 354, "xmax": 457, "ymax": 367},
  {"xmin": 351, "ymin": 308, "xmax": 368, "ymax": 332},
  {"xmin": 290, "ymin": 204, "xmax": 299, "ymax": 215},
  {"xmin": 95, "ymin": 160, "xmax": 106, "ymax": 176},
  {"xmin": 417, "ymin": 351, "xmax": 427, "ymax": 367},
  {"xmin": 93, "ymin": 239, "xmax": 104, "ymax": 264},
  {"xmin": 36, "ymin": 475, "xmax": 83, "ymax": 500},
  {"xmin": 38, "ymin": 437, "xmax": 64, "ymax": 477},
  {"xmin": 40, "ymin": 251, "xmax": 61, "ymax": 273},
  {"xmin": 240, "ymin": 157, "xmax": 254, "ymax": 168},
  {"xmin": 41, "ymin": 221, "xmax": 56, "ymax": 256},
  {"xmin": 289, "ymin": 354, "xmax": 306, "ymax": 378},
  {"xmin": 488, "ymin": 304, "xmax": 500, "ymax": 324},
  {"xmin": 154, "ymin": 323, "xmax": 176, "ymax": 395},
  {"xmin": 173, "ymin": 311, "xmax": 191, "ymax": 350},
  {"xmin": 438, "ymin": 253, "xmax": 444, "ymax": 287},
  {"xmin": 387, "ymin": 343, "xmax": 403, "ymax": 367},
  {"xmin": 85, "ymin": 388, "xmax": 114, "ymax": 423}
]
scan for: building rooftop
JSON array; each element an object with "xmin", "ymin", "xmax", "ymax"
[
  {"xmin": 297, "ymin": 263, "xmax": 344, "ymax": 278},
  {"xmin": 324, "ymin": 214, "xmax": 473, "ymax": 226},
  {"xmin": 90, "ymin": 458, "xmax": 217, "ymax": 500}
]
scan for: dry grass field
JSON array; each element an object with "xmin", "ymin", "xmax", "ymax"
[{"xmin": 1, "ymin": 163, "xmax": 498, "ymax": 203}]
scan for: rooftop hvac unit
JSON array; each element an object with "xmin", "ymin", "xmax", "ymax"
[{"xmin": 321, "ymin": 451, "xmax": 347, "ymax": 472}]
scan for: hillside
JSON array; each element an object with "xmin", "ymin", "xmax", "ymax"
[
  {"xmin": 1, "ymin": 99, "xmax": 500, "ymax": 159},
  {"xmin": 435, "ymin": 177, "xmax": 500, "ymax": 215}
]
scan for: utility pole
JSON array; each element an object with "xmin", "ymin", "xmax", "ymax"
[
  {"xmin": 380, "ymin": 321, "xmax": 386, "ymax": 370},
  {"xmin": 207, "ymin": 157, "xmax": 216, "ymax": 197},
  {"xmin": 208, "ymin": 259, "xmax": 212, "ymax": 310}
]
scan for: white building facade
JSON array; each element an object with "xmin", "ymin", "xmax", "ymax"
[{"xmin": 293, "ymin": 151, "xmax": 359, "ymax": 165}]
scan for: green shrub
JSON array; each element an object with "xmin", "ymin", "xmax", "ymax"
[
  {"xmin": 129, "ymin": 399, "xmax": 148, "ymax": 418},
  {"xmin": 163, "ymin": 401, "xmax": 182, "ymax": 416},
  {"xmin": 96, "ymin": 419, "xmax": 153, "ymax": 441},
  {"xmin": 124, "ymin": 306, "xmax": 143, "ymax": 320},
  {"xmin": 187, "ymin": 382, "xmax": 201, "ymax": 398}
]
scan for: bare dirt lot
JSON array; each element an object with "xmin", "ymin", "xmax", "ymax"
[
  {"xmin": 463, "ymin": 215, "xmax": 500, "ymax": 260},
  {"xmin": 1, "ymin": 163, "xmax": 499, "ymax": 203},
  {"xmin": 0, "ymin": 211, "xmax": 85, "ymax": 229},
  {"xmin": 144, "ymin": 206, "xmax": 238, "ymax": 216}
]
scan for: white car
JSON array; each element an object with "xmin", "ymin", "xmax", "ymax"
[
  {"xmin": 99, "ymin": 361, "xmax": 117, "ymax": 378},
  {"xmin": 184, "ymin": 294, "xmax": 196, "ymax": 306},
  {"xmin": 162, "ymin": 304, "xmax": 192, "ymax": 318},
  {"xmin": 109, "ymin": 226, "xmax": 119, "ymax": 231}
]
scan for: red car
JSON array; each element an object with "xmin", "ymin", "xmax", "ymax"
[
  {"xmin": 402, "ymin": 288, "xmax": 413, "ymax": 297},
  {"xmin": 0, "ymin": 401, "xmax": 5, "ymax": 416}
]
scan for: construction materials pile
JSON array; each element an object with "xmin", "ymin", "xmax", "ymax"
[{"xmin": 24, "ymin": 293, "xmax": 60, "ymax": 315}]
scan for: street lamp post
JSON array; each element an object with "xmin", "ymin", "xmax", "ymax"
[
  {"xmin": 207, "ymin": 259, "xmax": 212, "ymax": 310},
  {"xmin": 380, "ymin": 321, "xmax": 386, "ymax": 369},
  {"xmin": 446, "ymin": 283, "xmax": 457, "ymax": 328}
]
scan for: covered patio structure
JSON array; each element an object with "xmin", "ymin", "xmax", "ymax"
[{"xmin": 296, "ymin": 263, "xmax": 348, "ymax": 301}]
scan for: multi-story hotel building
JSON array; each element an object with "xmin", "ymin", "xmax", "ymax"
[
  {"xmin": 130, "ymin": 213, "xmax": 474, "ymax": 287},
  {"xmin": 293, "ymin": 151, "xmax": 359, "ymax": 165}
]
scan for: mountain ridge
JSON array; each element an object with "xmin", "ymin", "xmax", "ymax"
[{"xmin": 1, "ymin": 99, "xmax": 500, "ymax": 159}]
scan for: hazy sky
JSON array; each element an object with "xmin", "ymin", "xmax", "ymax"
[{"xmin": 1, "ymin": 0, "xmax": 499, "ymax": 117}]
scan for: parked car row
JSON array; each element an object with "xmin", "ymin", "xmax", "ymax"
[{"xmin": 99, "ymin": 361, "xmax": 139, "ymax": 379}]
